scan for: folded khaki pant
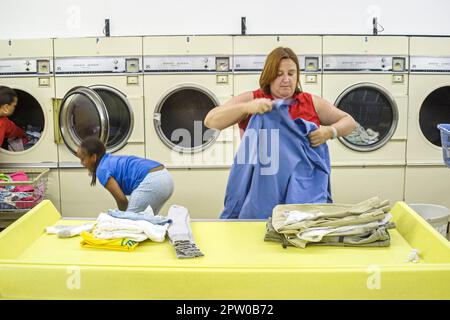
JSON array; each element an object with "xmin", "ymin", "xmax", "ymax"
[
  {"xmin": 264, "ymin": 218, "xmax": 394, "ymax": 248},
  {"xmin": 265, "ymin": 197, "xmax": 396, "ymax": 249},
  {"xmin": 272, "ymin": 197, "xmax": 390, "ymax": 234}
]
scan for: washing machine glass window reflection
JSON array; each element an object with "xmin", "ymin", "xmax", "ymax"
[
  {"xmin": 59, "ymin": 86, "xmax": 109, "ymax": 155},
  {"xmin": 336, "ymin": 84, "xmax": 398, "ymax": 152},
  {"xmin": 4, "ymin": 89, "xmax": 44, "ymax": 152},
  {"xmin": 91, "ymin": 86, "xmax": 133, "ymax": 152},
  {"xmin": 155, "ymin": 87, "xmax": 219, "ymax": 152},
  {"xmin": 68, "ymin": 94, "xmax": 102, "ymax": 141},
  {"xmin": 419, "ymin": 86, "xmax": 450, "ymax": 147}
]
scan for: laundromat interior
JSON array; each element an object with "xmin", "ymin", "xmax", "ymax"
[{"xmin": 0, "ymin": 0, "xmax": 449, "ymax": 301}]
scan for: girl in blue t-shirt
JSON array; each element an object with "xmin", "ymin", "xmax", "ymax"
[{"xmin": 77, "ymin": 137, "xmax": 174, "ymax": 214}]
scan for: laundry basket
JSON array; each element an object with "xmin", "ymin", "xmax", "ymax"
[
  {"xmin": 0, "ymin": 168, "xmax": 49, "ymax": 230},
  {"xmin": 437, "ymin": 123, "xmax": 450, "ymax": 168},
  {"xmin": 408, "ymin": 203, "xmax": 450, "ymax": 240}
]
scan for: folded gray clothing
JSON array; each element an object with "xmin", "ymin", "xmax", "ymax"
[
  {"xmin": 167, "ymin": 205, "xmax": 204, "ymax": 259},
  {"xmin": 173, "ymin": 240, "xmax": 204, "ymax": 259}
]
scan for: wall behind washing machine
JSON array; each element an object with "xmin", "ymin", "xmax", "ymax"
[{"xmin": 1, "ymin": 0, "xmax": 450, "ymax": 39}]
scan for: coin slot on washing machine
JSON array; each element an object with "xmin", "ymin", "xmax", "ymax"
[
  {"xmin": 215, "ymin": 57, "xmax": 230, "ymax": 72},
  {"xmin": 419, "ymin": 86, "xmax": 450, "ymax": 147},
  {"xmin": 4, "ymin": 89, "xmax": 45, "ymax": 152},
  {"xmin": 125, "ymin": 58, "xmax": 139, "ymax": 73},
  {"xmin": 392, "ymin": 57, "xmax": 406, "ymax": 72},
  {"xmin": 154, "ymin": 86, "xmax": 220, "ymax": 153},
  {"xmin": 335, "ymin": 84, "xmax": 398, "ymax": 152},
  {"xmin": 305, "ymin": 57, "xmax": 319, "ymax": 71},
  {"xmin": 36, "ymin": 60, "xmax": 50, "ymax": 74}
]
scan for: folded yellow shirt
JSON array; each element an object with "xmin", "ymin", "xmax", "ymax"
[{"xmin": 80, "ymin": 231, "xmax": 139, "ymax": 251}]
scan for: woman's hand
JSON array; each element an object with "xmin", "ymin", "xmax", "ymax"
[
  {"xmin": 309, "ymin": 126, "xmax": 334, "ymax": 147},
  {"xmin": 246, "ymin": 98, "xmax": 273, "ymax": 115},
  {"xmin": 105, "ymin": 176, "xmax": 129, "ymax": 211}
]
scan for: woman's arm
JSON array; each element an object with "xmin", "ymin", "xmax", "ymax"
[
  {"xmin": 309, "ymin": 95, "xmax": 357, "ymax": 147},
  {"xmin": 204, "ymin": 91, "xmax": 273, "ymax": 130},
  {"xmin": 5, "ymin": 118, "xmax": 25, "ymax": 138},
  {"xmin": 104, "ymin": 176, "xmax": 128, "ymax": 211}
]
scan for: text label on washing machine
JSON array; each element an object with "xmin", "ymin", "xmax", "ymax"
[
  {"xmin": 0, "ymin": 58, "xmax": 52, "ymax": 75},
  {"xmin": 144, "ymin": 56, "xmax": 230, "ymax": 72},
  {"xmin": 54, "ymin": 57, "xmax": 142, "ymax": 74},
  {"xmin": 323, "ymin": 55, "xmax": 408, "ymax": 72},
  {"xmin": 233, "ymin": 55, "xmax": 321, "ymax": 72},
  {"xmin": 410, "ymin": 56, "xmax": 450, "ymax": 72}
]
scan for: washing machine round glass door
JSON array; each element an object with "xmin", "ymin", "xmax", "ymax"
[
  {"xmin": 154, "ymin": 85, "xmax": 220, "ymax": 153},
  {"xmin": 59, "ymin": 86, "xmax": 133, "ymax": 155},
  {"xmin": 59, "ymin": 86, "xmax": 109, "ymax": 155},
  {"xmin": 3, "ymin": 89, "xmax": 45, "ymax": 152},
  {"xmin": 89, "ymin": 85, "xmax": 133, "ymax": 153},
  {"xmin": 335, "ymin": 83, "xmax": 398, "ymax": 152},
  {"xmin": 418, "ymin": 86, "xmax": 450, "ymax": 147}
]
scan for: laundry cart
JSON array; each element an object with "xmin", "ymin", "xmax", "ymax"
[{"xmin": 0, "ymin": 168, "xmax": 49, "ymax": 231}]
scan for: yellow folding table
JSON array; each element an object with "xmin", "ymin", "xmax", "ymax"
[{"xmin": 0, "ymin": 200, "xmax": 449, "ymax": 299}]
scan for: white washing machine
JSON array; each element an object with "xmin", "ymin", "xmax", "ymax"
[
  {"xmin": 233, "ymin": 35, "xmax": 323, "ymax": 141},
  {"xmin": 405, "ymin": 36, "xmax": 450, "ymax": 208},
  {"xmin": 322, "ymin": 36, "xmax": 409, "ymax": 204},
  {"xmin": 54, "ymin": 37, "xmax": 145, "ymax": 217},
  {"xmin": 0, "ymin": 38, "xmax": 60, "ymax": 211},
  {"xmin": 143, "ymin": 36, "xmax": 234, "ymax": 218}
]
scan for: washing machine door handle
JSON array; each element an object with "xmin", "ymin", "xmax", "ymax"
[
  {"xmin": 153, "ymin": 112, "xmax": 161, "ymax": 123},
  {"xmin": 59, "ymin": 86, "xmax": 110, "ymax": 155}
]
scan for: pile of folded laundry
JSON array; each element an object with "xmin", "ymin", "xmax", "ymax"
[
  {"xmin": 80, "ymin": 206, "xmax": 172, "ymax": 251},
  {"xmin": 264, "ymin": 197, "xmax": 396, "ymax": 248},
  {"xmin": 46, "ymin": 204, "xmax": 204, "ymax": 258}
]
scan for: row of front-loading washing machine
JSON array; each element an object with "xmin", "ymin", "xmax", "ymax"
[{"xmin": 0, "ymin": 35, "xmax": 449, "ymax": 219}]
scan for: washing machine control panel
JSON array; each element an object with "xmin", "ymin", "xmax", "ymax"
[
  {"xmin": 233, "ymin": 55, "xmax": 266, "ymax": 71},
  {"xmin": 410, "ymin": 56, "xmax": 450, "ymax": 73},
  {"xmin": 233, "ymin": 55, "xmax": 321, "ymax": 72},
  {"xmin": 324, "ymin": 55, "xmax": 408, "ymax": 72},
  {"xmin": 54, "ymin": 57, "xmax": 142, "ymax": 74},
  {"xmin": 144, "ymin": 56, "xmax": 231, "ymax": 72},
  {"xmin": 0, "ymin": 58, "xmax": 52, "ymax": 75}
]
